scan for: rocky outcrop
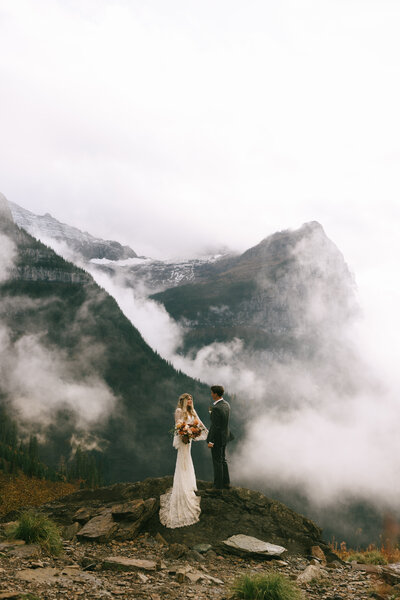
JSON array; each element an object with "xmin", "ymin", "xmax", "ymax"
[
  {"xmin": 16, "ymin": 477, "xmax": 338, "ymax": 559},
  {"xmin": 66, "ymin": 498, "xmax": 158, "ymax": 543},
  {"xmin": 9, "ymin": 200, "xmax": 138, "ymax": 262}
]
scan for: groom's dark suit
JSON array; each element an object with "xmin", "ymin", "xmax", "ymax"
[{"xmin": 207, "ymin": 398, "xmax": 233, "ymax": 489}]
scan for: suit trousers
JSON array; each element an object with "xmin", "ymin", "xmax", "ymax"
[{"xmin": 211, "ymin": 443, "xmax": 230, "ymax": 489}]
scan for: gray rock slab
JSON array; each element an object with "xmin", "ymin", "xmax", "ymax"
[
  {"xmin": 222, "ymin": 534, "xmax": 287, "ymax": 557},
  {"xmin": 102, "ymin": 556, "xmax": 157, "ymax": 572}
]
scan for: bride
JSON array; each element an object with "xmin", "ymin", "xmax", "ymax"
[{"xmin": 159, "ymin": 393, "xmax": 208, "ymax": 528}]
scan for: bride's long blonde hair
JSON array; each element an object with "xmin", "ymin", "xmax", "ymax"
[{"xmin": 177, "ymin": 393, "xmax": 195, "ymax": 421}]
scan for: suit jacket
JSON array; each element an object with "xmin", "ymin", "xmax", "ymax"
[{"xmin": 207, "ymin": 399, "xmax": 234, "ymax": 446}]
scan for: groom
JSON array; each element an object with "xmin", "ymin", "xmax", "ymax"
[{"xmin": 207, "ymin": 385, "xmax": 233, "ymax": 490}]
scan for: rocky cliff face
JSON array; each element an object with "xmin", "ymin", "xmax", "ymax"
[
  {"xmin": 9, "ymin": 200, "xmax": 138, "ymax": 262},
  {"xmin": 151, "ymin": 221, "xmax": 358, "ymax": 353}
]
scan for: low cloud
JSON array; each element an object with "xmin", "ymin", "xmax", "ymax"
[
  {"xmin": 87, "ymin": 228, "xmax": 400, "ymax": 516},
  {"xmin": 0, "ymin": 326, "xmax": 116, "ymax": 432},
  {"xmin": 0, "ymin": 230, "xmax": 118, "ymax": 452},
  {"xmin": 19, "ymin": 222, "xmax": 400, "ymax": 517}
]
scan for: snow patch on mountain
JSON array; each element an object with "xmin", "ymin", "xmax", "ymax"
[{"xmin": 10, "ymin": 201, "xmax": 138, "ymax": 261}]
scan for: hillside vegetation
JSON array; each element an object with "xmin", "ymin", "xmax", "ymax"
[{"xmin": 0, "ymin": 202, "xmax": 213, "ymax": 484}]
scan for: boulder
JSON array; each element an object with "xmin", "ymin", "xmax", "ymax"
[
  {"xmin": 221, "ymin": 534, "xmax": 287, "ymax": 558},
  {"xmin": 113, "ymin": 498, "xmax": 157, "ymax": 541},
  {"xmin": 297, "ymin": 564, "xmax": 322, "ymax": 584},
  {"xmin": 111, "ymin": 499, "xmax": 145, "ymax": 521},
  {"xmin": 77, "ymin": 509, "xmax": 118, "ymax": 542},
  {"xmin": 113, "ymin": 520, "xmax": 143, "ymax": 541},
  {"xmin": 52, "ymin": 497, "xmax": 158, "ymax": 544},
  {"xmin": 311, "ymin": 545, "xmax": 327, "ymax": 565}
]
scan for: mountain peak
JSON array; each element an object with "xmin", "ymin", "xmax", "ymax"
[
  {"xmin": 9, "ymin": 200, "xmax": 138, "ymax": 262},
  {"xmin": 299, "ymin": 220, "xmax": 324, "ymax": 233}
]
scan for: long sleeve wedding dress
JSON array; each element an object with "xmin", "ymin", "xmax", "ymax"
[{"xmin": 159, "ymin": 408, "xmax": 208, "ymax": 528}]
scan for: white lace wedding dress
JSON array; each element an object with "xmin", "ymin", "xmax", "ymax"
[{"xmin": 159, "ymin": 408, "xmax": 208, "ymax": 528}]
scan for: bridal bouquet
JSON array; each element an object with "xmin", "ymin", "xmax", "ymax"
[{"xmin": 175, "ymin": 419, "xmax": 205, "ymax": 444}]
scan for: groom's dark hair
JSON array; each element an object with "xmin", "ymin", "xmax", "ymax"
[{"xmin": 211, "ymin": 385, "xmax": 224, "ymax": 398}]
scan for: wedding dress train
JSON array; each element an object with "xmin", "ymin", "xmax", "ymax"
[{"xmin": 159, "ymin": 409, "xmax": 208, "ymax": 528}]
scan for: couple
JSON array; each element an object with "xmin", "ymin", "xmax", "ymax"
[{"xmin": 159, "ymin": 385, "xmax": 233, "ymax": 529}]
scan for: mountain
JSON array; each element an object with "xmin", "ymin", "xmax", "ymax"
[
  {"xmin": 0, "ymin": 194, "xmax": 214, "ymax": 484},
  {"xmin": 9, "ymin": 198, "xmax": 235, "ymax": 293},
  {"xmin": 150, "ymin": 221, "xmax": 358, "ymax": 354},
  {"xmin": 92, "ymin": 252, "xmax": 232, "ymax": 293},
  {"xmin": 9, "ymin": 199, "xmax": 138, "ymax": 262}
]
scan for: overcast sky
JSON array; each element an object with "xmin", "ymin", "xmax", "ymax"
[{"xmin": 0, "ymin": 1, "xmax": 399, "ymax": 299}]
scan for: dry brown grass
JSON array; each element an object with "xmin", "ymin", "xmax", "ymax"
[
  {"xmin": 329, "ymin": 538, "xmax": 400, "ymax": 564},
  {"xmin": 0, "ymin": 472, "xmax": 78, "ymax": 517}
]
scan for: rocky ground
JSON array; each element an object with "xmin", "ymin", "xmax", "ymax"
[
  {"xmin": 1, "ymin": 478, "xmax": 399, "ymax": 599},
  {"xmin": 0, "ymin": 533, "xmax": 394, "ymax": 600}
]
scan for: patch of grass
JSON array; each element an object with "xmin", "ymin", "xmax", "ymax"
[
  {"xmin": 6, "ymin": 509, "xmax": 63, "ymax": 556},
  {"xmin": 347, "ymin": 550, "xmax": 388, "ymax": 565},
  {"xmin": 231, "ymin": 572, "xmax": 303, "ymax": 600}
]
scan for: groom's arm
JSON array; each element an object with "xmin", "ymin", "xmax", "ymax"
[{"xmin": 207, "ymin": 405, "xmax": 222, "ymax": 446}]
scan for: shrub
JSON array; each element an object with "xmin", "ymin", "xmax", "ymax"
[
  {"xmin": 347, "ymin": 550, "xmax": 388, "ymax": 565},
  {"xmin": 6, "ymin": 509, "xmax": 63, "ymax": 556},
  {"xmin": 231, "ymin": 572, "xmax": 303, "ymax": 600}
]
